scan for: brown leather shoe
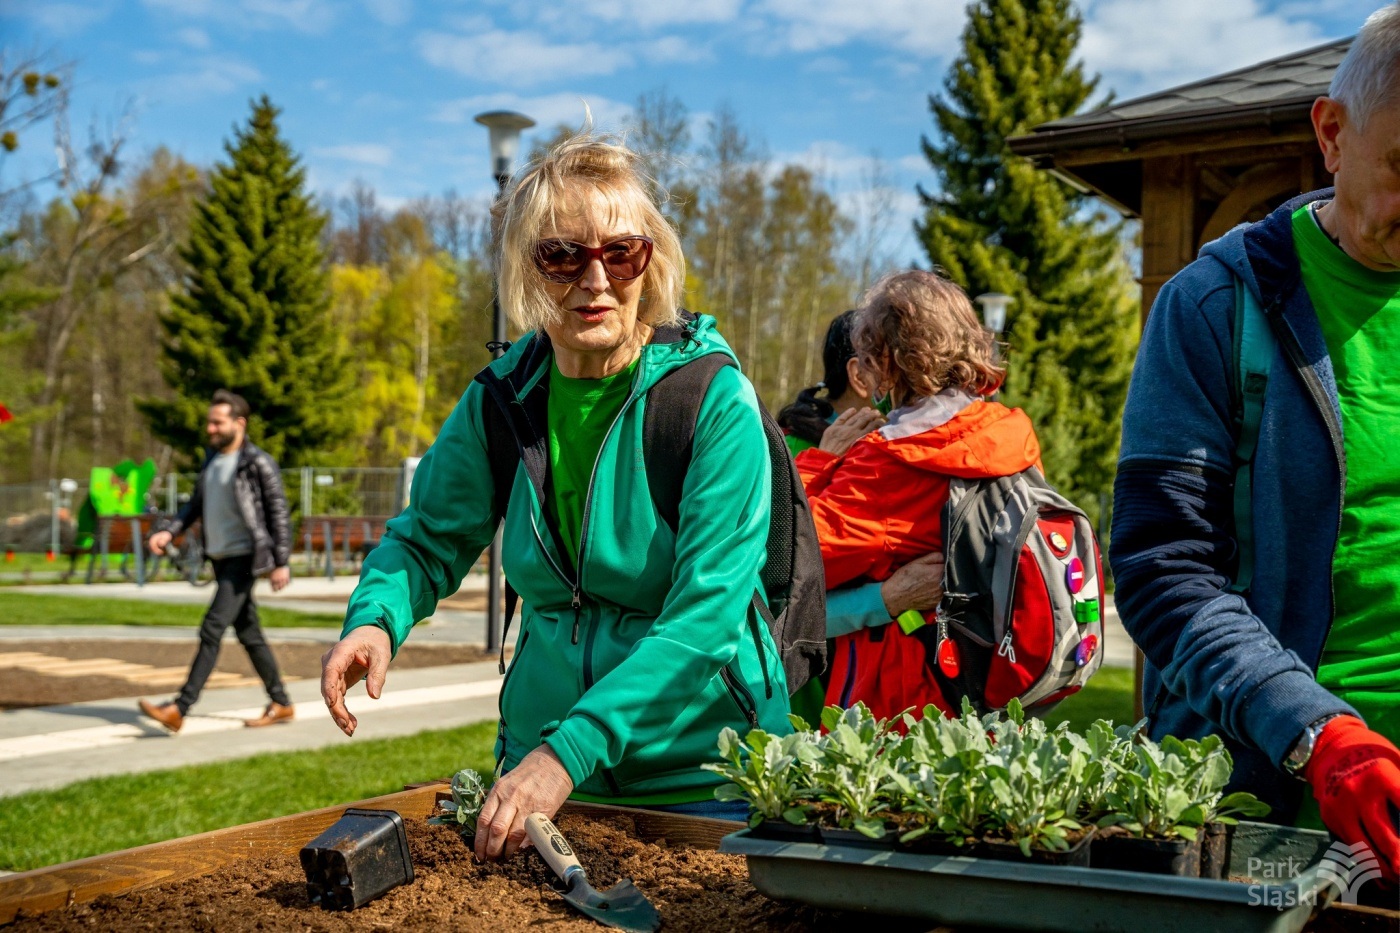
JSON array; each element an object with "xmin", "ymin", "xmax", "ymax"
[
  {"xmin": 139, "ymin": 699, "xmax": 183, "ymax": 733},
  {"xmin": 244, "ymin": 702, "xmax": 295, "ymax": 728}
]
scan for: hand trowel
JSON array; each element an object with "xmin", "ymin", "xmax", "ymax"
[{"xmin": 524, "ymin": 812, "xmax": 661, "ymax": 932}]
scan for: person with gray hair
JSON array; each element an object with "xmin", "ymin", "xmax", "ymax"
[{"xmin": 1110, "ymin": 4, "xmax": 1400, "ymax": 884}]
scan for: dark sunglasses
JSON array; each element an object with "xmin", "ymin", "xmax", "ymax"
[{"xmin": 533, "ymin": 235, "xmax": 654, "ymax": 284}]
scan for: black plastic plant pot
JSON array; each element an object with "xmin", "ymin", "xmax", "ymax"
[
  {"xmin": 819, "ymin": 826, "xmax": 896, "ymax": 850},
  {"xmin": 1091, "ymin": 829, "xmax": 1201, "ymax": 877},
  {"xmin": 894, "ymin": 833, "xmax": 973, "ymax": 857},
  {"xmin": 971, "ymin": 828, "xmax": 1096, "ymax": 867},
  {"xmin": 1199, "ymin": 822, "xmax": 1234, "ymax": 880},
  {"xmin": 300, "ymin": 808, "xmax": 415, "ymax": 911},
  {"xmin": 752, "ymin": 818, "xmax": 821, "ymax": 844}
]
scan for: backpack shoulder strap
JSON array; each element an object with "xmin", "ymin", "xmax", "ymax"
[
  {"xmin": 473, "ymin": 335, "xmax": 555, "ymax": 671},
  {"xmin": 642, "ymin": 352, "xmax": 735, "ymax": 531},
  {"xmin": 1230, "ymin": 277, "xmax": 1275, "ymax": 595}
]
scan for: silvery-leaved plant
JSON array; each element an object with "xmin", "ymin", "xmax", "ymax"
[
  {"xmin": 896, "ymin": 699, "xmax": 999, "ymax": 842},
  {"xmin": 704, "ymin": 726, "xmax": 819, "ymax": 827},
  {"xmin": 1069, "ymin": 718, "xmax": 1145, "ymax": 821},
  {"xmin": 428, "ymin": 768, "xmax": 488, "ymax": 840},
  {"xmin": 1098, "ymin": 734, "xmax": 1268, "ymax": 839},
  {"xmin": 981, "ymin": 712, "xmax": 1088, "ymax": 856},
  {"xmin": 810, "ymin": 703, "xmax": 907, "ymax": 837},
  {"xmin": 887, "ymin": 763, "xmax": 954, "ymax": 843}
]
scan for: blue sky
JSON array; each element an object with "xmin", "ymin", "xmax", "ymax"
[{"xmin": 0, "ymin": 0, "xmax": 1374, "ymax": 263}]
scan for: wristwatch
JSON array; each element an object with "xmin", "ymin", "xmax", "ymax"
[{"xmin": 1283, "ymin": 713, "xmax": 1344, "ymax": 777}]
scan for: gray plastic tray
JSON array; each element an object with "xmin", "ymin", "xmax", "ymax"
[{"xmin": 719, "ymin": 821, "xmax": 1339, "ymax": 932}]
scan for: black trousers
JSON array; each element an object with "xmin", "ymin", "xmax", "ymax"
[{"xmin": 176, "ymin": 554, "xmax": 290, "ymax": 714}]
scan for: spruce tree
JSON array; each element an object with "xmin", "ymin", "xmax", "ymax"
[
  {"xmin": 917, "ymin": 0, "xmax": 1138, "ymax": 524},
  {"xmin": 140, "ymin": 96, "xmax": 353, "ymax": 468}
]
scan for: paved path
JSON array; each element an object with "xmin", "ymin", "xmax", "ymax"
[
  {"xmin": 3, "ymin": 577, "xmax": 1135, "ymax": 668},
  {"xmin": 0, "ymin": 574, "xmax": 493, "ymax": 644},
  {"xmin": 0, "ymin": 577, "xmax": 1135, "ymax": 799},
  {"xmin": 0, "ymin": 660, "xmax": 503, "ymax": 797}
]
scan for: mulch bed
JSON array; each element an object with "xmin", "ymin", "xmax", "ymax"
[
  {"xmin": 8, "ymin": 812, "xmax": 902, "ymax": 932},
  {"xmin": 0, "ymin": 640, "xmax": 491, "ymax": 709}
]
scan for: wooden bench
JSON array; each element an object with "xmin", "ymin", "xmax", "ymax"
[
  {"xmin": 300, "ymin": 515, "xmax": 391, "ymax": 580},
  {"xmin": 61, "ymin": 516, "xmax": 156, "ymax": 585}
]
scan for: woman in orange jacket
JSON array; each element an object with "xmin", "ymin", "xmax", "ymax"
[{"xmin": 796, "ymin": 270, "xmax": 1043, "ymax": 722}]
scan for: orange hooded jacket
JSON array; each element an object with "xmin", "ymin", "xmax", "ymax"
[{"xmin": 796, "ymin": 392, "xmax": 1042, "ymax": 721}]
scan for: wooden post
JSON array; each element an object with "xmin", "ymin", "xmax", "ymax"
[
  {"xmin": 1133, "ymin": 154, "xmax": 1199, "ymax": 720},
  {"xmin": 1139, "ymin": 154, "xmax": 1197, "ymax": 329}
]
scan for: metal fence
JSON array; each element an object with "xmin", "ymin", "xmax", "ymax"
[{"xmin": 0, "ymin": 466, "xmax": 408, "ymax": 556}]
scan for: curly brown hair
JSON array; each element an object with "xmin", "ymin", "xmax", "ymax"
[{"xmin": 853, "ymin": 270, "xmax": 1004, "ymax": 404}]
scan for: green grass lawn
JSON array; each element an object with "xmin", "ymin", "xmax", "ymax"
[
  {"xmin": 1042, "ymin": 665, "xmax": 1137, "ymax": 732},
  {"xmin": 0, "ymin": 721, "xmax": 499, "ymax": 872},
  {"xmin": 0, "ymin": 591, "xmax": 343, "ymax": 627},
  {"xmin": 1, "ymin": 553, "xmax": 80, "ymax": 573}
]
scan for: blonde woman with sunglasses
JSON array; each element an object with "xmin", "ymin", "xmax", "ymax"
[{"xmin": 321, "ymin": 133, "xmax": 789, "ymax": 860}]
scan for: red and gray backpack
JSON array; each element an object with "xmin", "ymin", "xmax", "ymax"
[{"xmin": 927, "ymin": 468, "xmax": 1105, "ymax": 715}]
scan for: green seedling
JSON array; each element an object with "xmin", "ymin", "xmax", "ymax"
[{"xmin": 428, "ymin": 768, "xmax": 488, "ymax": 840}]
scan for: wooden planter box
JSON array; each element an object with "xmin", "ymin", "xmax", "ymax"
[{"xmin": 0, "ymin": 782, "xmax": 740, "ymax": 926}]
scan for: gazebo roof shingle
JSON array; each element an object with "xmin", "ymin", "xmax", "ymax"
[{"xmin": 1011, "ymin": 38, "xmax": 1350, "ymax": 157}]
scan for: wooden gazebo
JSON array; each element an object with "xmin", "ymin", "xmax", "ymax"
[
  {"xmin": 1009, "ymin": 39, "xmax": 1350, "ymax": 714},
  {"xmin": 1009, "ymin": 38, "xmax": 1349, "ymax": 324}
]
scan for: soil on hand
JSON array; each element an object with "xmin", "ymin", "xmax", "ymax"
[
  {"xmin": 11, "ymin": 812, "xmax": 891, "ymax": 932},
  {"xmin": 0, "ymin": 640, "xmax": 490, "ymax": 709}
]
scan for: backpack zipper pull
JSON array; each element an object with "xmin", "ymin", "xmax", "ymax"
[
  {"xmin": 571, "ymin": 590, "xmax": 582, "ymax": 645},
  {"xmin": 997, "ymin": 632, "xmax": 1016, "ymax": 664}
]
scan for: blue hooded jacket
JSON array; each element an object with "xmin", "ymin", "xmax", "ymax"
[{"xmin": 1110, "ymin": 189, "xmax": 1359, "ymax": 822}]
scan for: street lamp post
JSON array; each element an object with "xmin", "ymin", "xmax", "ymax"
[
  {"xmin": 975, "ymin": 292, "xmax": 1013, "ymax": 401},
  {"xmin": 974, "ymin": 292, "xmax": 1013, "ymax": 335},
  {"xmin": 475, "ymin": 110, "xmax": 535, "ymax": 656}
]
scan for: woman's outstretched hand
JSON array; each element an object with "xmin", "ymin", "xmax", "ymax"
[{"xmin": 320, "ymin": 625, "xmax": 392, "ymax": 736}]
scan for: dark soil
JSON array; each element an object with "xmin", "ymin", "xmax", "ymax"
[
  {"xmin": 9, "ymin": 812, "xmax": 893, "ymax": 932},
  {"xmin": 0, "ymin": 640, "xmax": 491, "ymax": 709}
]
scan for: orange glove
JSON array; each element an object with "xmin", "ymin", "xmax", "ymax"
[{"xmin": 1304, "ymin": 716, "xmax": 1400, "ymax": 881}]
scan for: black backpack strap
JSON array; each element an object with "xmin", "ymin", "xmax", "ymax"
[
  {"xmin": 642, "ymin": 352, "xmax": 735, "ymax": 530},
  {"xmin": 473, "ymin": 335, "xmax": 565, "ymax": 672}
]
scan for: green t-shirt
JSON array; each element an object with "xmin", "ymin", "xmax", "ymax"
[
  {"xmin": 546, "ymin": 358, "xmax": 639, "ymax": 569},
  {"xmin": 548, "ymin": 357, "xmax": 716, "ymax": 806},
  {"xmin": 1294, "ymin": 204, "xmax": 1400, "ymax": 747}
]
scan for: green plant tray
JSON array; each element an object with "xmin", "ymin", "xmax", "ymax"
[{"xmin": 719, "ymin": 821, "xmax": 1340, "ymax": 933}]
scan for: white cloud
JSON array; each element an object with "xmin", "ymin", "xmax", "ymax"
[
  {"xmin": 1080, "ymin": 0, "xmax": 1327, "ymax": 98},
  {"xmin": 134, "ymin": 55, "xmax": 262, "ymax": 103},
  {"xmin": 362, "ymin": 0, "xmax": 411, "ymax": 26},
  {"xmin": 141, "ymin": 0, "xmax": 337, "ymax": 34},
  {"xmin": 176, "ymin": 26, "xmax": 211, "ymax": 48},
  {"xmin": 642, "ymin": 34, "xmax": 713, "ymax": 64},
  {"xmin": 756, "ymin": 0, "xmax": 964, "ymax": 56},
  {"xmin": 8, "ymin": 0, "xmax": 116, "ymax": 36},
  {"xmin": 312, "ymin": 143, "xmax": 395, "ymax": 166},
  {"xmin": 432, "ymin": 92, "xmax": 632, "ymax": 134},
  {"xmin": 417, "ymin": 26, "xmax": 628, "ymax": 85},
  {"xmin": 538, "ymin": 0, "xmax": 743, "ymax": 28}
]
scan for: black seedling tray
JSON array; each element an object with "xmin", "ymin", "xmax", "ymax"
[{"xmin": 719, "ymin": 821, "xmax": 1341, "ymax": 933}]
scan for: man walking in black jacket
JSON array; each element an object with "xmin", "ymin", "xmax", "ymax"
[{"xmin": 139, "ymin": 390, "xmax": 295, "ymax": 732}]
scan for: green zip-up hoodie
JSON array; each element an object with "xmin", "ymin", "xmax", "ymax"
[{"xmin": 342, "ymin": 314, "xmax": 792, "ymax": 798}]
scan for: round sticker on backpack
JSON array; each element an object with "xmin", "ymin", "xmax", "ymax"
[{"xmin": 1065, "ymin": 557, "xmax": 1085, "ymax": 594}]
